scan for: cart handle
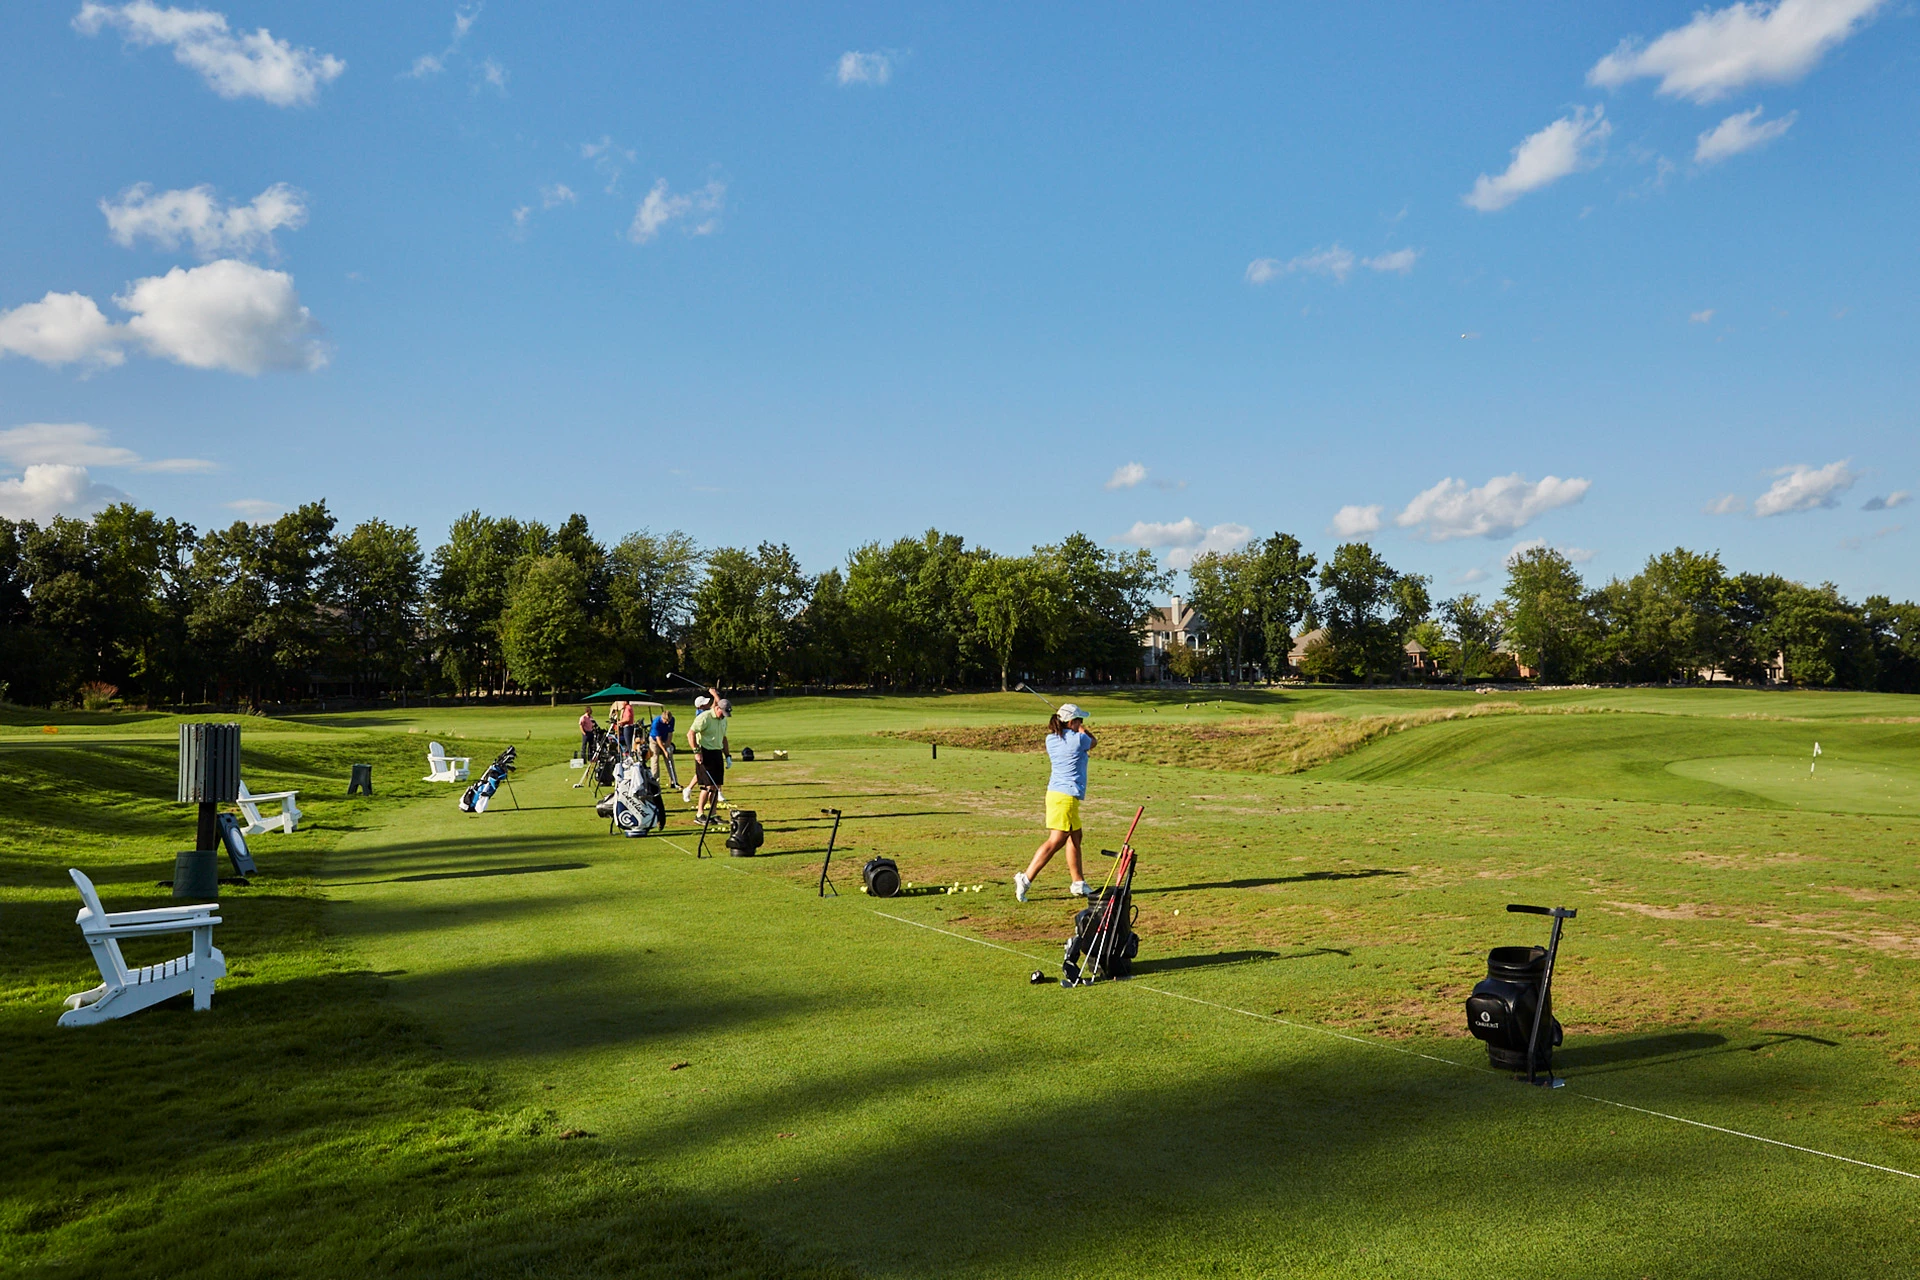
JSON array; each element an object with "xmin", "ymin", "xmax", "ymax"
[{"xmin": 1508, "ymin": 904, "xmax": 1578, "ymax": 919}]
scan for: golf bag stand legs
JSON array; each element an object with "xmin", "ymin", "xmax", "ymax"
[{"xmin": 817, "ymin": 808, "xmax": 842, "ymax": 897}]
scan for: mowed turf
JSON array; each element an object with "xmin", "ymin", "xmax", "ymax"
[{"xmin": 5, "ymin": 688, "xmax": 1920, "ymax": 1277}]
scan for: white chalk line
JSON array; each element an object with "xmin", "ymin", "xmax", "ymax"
[{"xmin": 871, "ymin": 907, "xmax": 1920, "ymax": 1185}]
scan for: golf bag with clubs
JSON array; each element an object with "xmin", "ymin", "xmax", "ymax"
[
  {"xmin": 1061, "ymin": 807, "xmax": 1146, "ymax": 986},
  {"xmin": 574, "ymin": 728, "xmax": 619, "ymax": 791},
  {"xmin": 724, "ymin": 808, "xmax": 765, "ymax": 856},
  {"xmin": 459, "ymin": 746, "xmax": 516, "ymax": 813},
  {"xmin": 597, "ymin": 757, "xmax": 667, "ymax": 836}
]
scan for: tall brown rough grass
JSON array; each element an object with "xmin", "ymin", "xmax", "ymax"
[{"xmin": 891, "ymin": 704, "xmax": 1609, "ymax": 776}]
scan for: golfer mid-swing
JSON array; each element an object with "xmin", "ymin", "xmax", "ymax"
[{"xmin": 1014, "ymin": 703, "xmax": 1095, "ymax": 902}]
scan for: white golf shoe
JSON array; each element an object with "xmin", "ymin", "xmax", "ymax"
[
  {"xmin": 1069, "ymin": 880, "xmax": 1091, "ymax": 897},
  {"xmin": 1014, "ymin": 873, "xmax": 1030, "ymax": 903}
]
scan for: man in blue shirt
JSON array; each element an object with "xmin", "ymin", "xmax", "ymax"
[{"xmin": 1015, "ymin": 703, "xmax": 1096, "ymax": 902}]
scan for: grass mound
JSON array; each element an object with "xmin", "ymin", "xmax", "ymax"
[{"xmin": 893, "ymin": 704, "xmax": 1544, "ymax": 774}]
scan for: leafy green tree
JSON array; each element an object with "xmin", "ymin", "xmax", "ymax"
[
  {"xmin": 689, "ymin": 543, "xmax": 811, "ymax": 690},
  {"xmin": 844, "ymin": 531, "xmax": 986, "ymax": 687},
  {"xmin": 1250, "ymin": 533, "xmax": 1318, "ymax": 676},
  {"xmin": 966, "ymin": 554, "xmax": 1059, "ymax": 691},
  {"xmin": 1315, "ymin": 542, "xmax": 1408, "ymax": 681},
  {"xmin": 187, "ymin": 502, "xmax": 336, "ymax": 704},
  {"xmin": 1033, "ymin": 533, "xmax": 1169, "ymax": 681},
  {"xmin": 1865, "ymin": 595, "xmax": 1920, "ymax": 694},
  {"xmin": 1767, "ymin": 582, "xmax": 1873, "ymax": 688},
  {"xmin": 327, "ymin": 518, "xmax": 425, "ymax": 695},
  {"xmin": 1599, "ymin": 548, "xmax": 1731, "ymax": 682},
  {"xmin": 794, "ymin": 566, "xmax": 858, "ymax": 685},
  {"xmin": 1439, "ymin": 594, "xmax": 1506, "ymax": 682},
  {"xmin": 428, "ymin": 513, "xmax": 550, "ymax": 695},
  {"xmin": 499, "ymin": 554, "xmax": 602, "ymax": 703},
  {"xmin": 1503, "ymin": 546, "xmax": 1593, "ymax": 682},
  {"xmin": 607, "ymin": 529, "xmax": 702, "ymax": 687}
]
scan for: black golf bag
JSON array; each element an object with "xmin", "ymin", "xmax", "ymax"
[
  {"xmin": 1062, "ymin": 841, "xmax": 1142, "ymax": 986},
  {"xmin": 1466, "ymin": 945, "xmax": 1564, "ymax": 1073},
  {"xmin": 724, "ymin": 808, "xmax": 765, "ymax": 856},
  {"xmin": 459, "ymin": 746, "xmax": 516, "ymax": 814},
  {"xmin": 597, "ymin": 759, "xmax": 667, "ymax": 836}
]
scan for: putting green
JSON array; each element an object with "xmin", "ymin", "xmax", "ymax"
[{"xmin": 1667, "ymin": 755, "xmax": 1920, "ymax": 816}]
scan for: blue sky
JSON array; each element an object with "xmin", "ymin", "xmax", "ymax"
[{"xmin": 2, "ymin": 1, "xmax": 1916, "ymax": 601}]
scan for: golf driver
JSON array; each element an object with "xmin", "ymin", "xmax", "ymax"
[{"xmin": 664, "ymin": 672, "xmax": 709, "ymax": 694}]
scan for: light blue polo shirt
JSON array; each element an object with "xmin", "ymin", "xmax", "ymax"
[{"xmin": 1045, "ymin": 728, "xmax": 1092, "ymax": 798}]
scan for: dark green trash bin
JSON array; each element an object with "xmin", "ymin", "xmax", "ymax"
[{"xmin": 348, "ymin": 763, "xmax": 374, "ymax": 795}]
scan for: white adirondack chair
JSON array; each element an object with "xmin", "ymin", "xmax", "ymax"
[
  {"xmin": 235, "ymin": 780, "xmax": 301, "ymax": 836},
  {"xmin": 59, "ymin": 868, "xmax": 225, "ymax": 1026},
  {"xmin": 423, "ymin": 741, "xmax": 471, "ymax": 782}
]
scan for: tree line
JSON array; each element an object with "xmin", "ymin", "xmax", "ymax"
[{"xmin": 2, "ymin": 502, "xmax": 1916, "ymax": 708}]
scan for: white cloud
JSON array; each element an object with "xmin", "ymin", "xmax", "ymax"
[
  {"xmin": 1105, "ymin": 462, "xmax": 1148, "ymax": 491},
  {"xmin": 541, "ymin": 184, "xmax": 576, "ymax": 208},
  {"xmin": 0, "ymin": 292, "xmax": 125, "ymax": 368},
  {"xmin": 407, "ymin": 5, "xmax": 480, "ymax": 78},
  {"xmin": 1115, "ymin": 518, "xmax": 1253, "ymax": 569},
  {"xmin": 1396, "ymin": 473, "xmax": 1591, "ymax": 541},
  {"xmin": 1691, "ymin": 308, "xmax": 1716, "ymax": 323},
  {"xmin": 1588, "ymin": 0, "xmax": 1886, "ymax": 103},
  {"xmin": 837, "ymin": 50, "xmax": 894, "ymax": 86},
  {"xmin": 1863, "ymin": 491, "xmax": 1911, "ymax": 511},
  {"xmin": 627, "ymin": 179, "xmax": 726, "ymax": 244},
  {"xmin": 74, "ymin": 2, "xmax": 346, "ymax": 107},
  {"xmin": 0, "ymin": 421, "xmax": 215, "ymax": 474},
  {"xmin": 1329, "ymin": 504, "xmax": 1384, "ymax": 537},
  {"xmin": 1694, "ymin": 105, "xmax": 1797, "ymax": 163},
  {"xmin": 1704, "ymin": 492, "xmax": 1747, "ymax": 515},
  {"xmin": 101, "ymin": 182, "xmax": 307, "ymax": 259},
  {"xmin": 0, "ymin": 464, "xmax": 129, "ymax": 522},
  {"xmin": 477, "ymin": 57, "xmax": 507, "ymax": 92},
  {"xmin": 1246, "ymin": 245, "xmax": 1418, "ymax": 285},
  {"xmin": 1463, "ymin": 107, "xmax": 1612, "ymax": 212},
  {"xmin": 511, "ymin": 205, "xmax": 531, "ymax": 229},
  {"xmin": 225, "ymin": 497, "xmax": 281, "ymax": 520},
  {"xmin": 1506, "ymin": 537, "xmax": 1596, "ymax": 565},
  {"xmin": 1363, "ymin": 247, "xmax": 1419, "ymax": 275},
  {"xmin": 0, "ymin": 422, "xmax": 137, "ymax": 468},
  {"xmin": 117, "ymin": 259, "xmax": 327, "ymax": 373},
  {"xmin": 1753, "ymin": 459, "xmax": 1859, "ymax": 516},
  {"xmin": 1454, "ymin": 567, "xmax": 1490, "ymax": 585}
]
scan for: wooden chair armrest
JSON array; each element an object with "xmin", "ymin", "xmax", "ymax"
[
  {"xmin": 100, "ymin": 904, "xmax": 221, "ymax": 924},
  {"xmin": 88, "ymin": 916, "xmax": 223, "ymax": 938},
  {"xmin": 246, "ymin": 789, "xmax": 300, "ymax": 802}
]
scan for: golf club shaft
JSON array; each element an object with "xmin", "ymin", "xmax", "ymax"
[
  {"xmin": 1015, "ymin": 683, "xmax": 1055, "ymax": 711},
  {"xmin": 1525, "ymin": 912, "xmax": 1565, "ymax": 1083},
  {"xmin": 665, "ymin": 672, "xmax": 708, "ymax": 693}
]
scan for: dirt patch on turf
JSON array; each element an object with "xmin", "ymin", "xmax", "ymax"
[{"xmin": 888, "ymin": 703, "xmax": 1560, "ymax": 775}]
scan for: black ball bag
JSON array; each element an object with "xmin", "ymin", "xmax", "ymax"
[
  {"xmin": 1466, "ymin": 945, "xmax": 1563, "ymax": 1072},
  {"xmin": 725, "ymin": 809, "xmax": 765, "ymax": 856},
  {"xmin": 862, "ymin": 857, "xmax": 901, "ymax": 898}
]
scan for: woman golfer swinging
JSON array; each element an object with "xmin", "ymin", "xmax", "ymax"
[{"xmin": 1014, "ymin": 703, "xmax": 1095, "ymax": 902}]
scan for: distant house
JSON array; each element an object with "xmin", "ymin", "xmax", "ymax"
[
  {"xmin": 1403, "ymin": 639, "xmax": 1434, "ymax": 677},
  {"xmin": 1141, "ymin": 595, "xmax": 1206, "ymax": 680},
  {"xmin": 1288, "ymin": 627, "xmax": 1328, "ymax": 672}
]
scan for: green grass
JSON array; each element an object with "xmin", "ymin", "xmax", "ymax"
[{"xmin": 6, "ymin": 689, "xmax": 1920, "ymax": 1276}]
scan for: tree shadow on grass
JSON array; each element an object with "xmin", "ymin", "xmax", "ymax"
[
  {"xmin": 1129, "ymin": 946, "xmax": 1351, "ymax": 974},
  {"xmin": 1138, "ymin": 869, "xmax": 1406, "ymax": 894},
  {"xmin": 1557, "ymin": 1030, "xmax": 1840, "ymax": 1077}
]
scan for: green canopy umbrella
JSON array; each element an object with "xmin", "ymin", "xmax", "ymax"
[{"xmin": 583, "ymin": 684, "xmax": 645, "ymax": 701}]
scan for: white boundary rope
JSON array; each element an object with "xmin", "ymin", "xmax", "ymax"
[{"xmin": 869, "ymin": 907, "xmax": 1920, "ymax": 1184}]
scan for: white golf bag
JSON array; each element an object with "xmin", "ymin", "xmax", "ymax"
[{"xmin": 598, "ymin": 758, "xmax": 666, "ymax": 836}]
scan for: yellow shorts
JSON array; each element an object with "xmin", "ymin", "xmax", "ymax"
[{"xmin": 1044, "ymin": 791, "xmax": 1083, "ymax": 833}]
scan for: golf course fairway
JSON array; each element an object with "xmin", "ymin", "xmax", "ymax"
[{"xmin": 5, "ymin": 687, "xmax": 1918, "ymax": 1277}]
